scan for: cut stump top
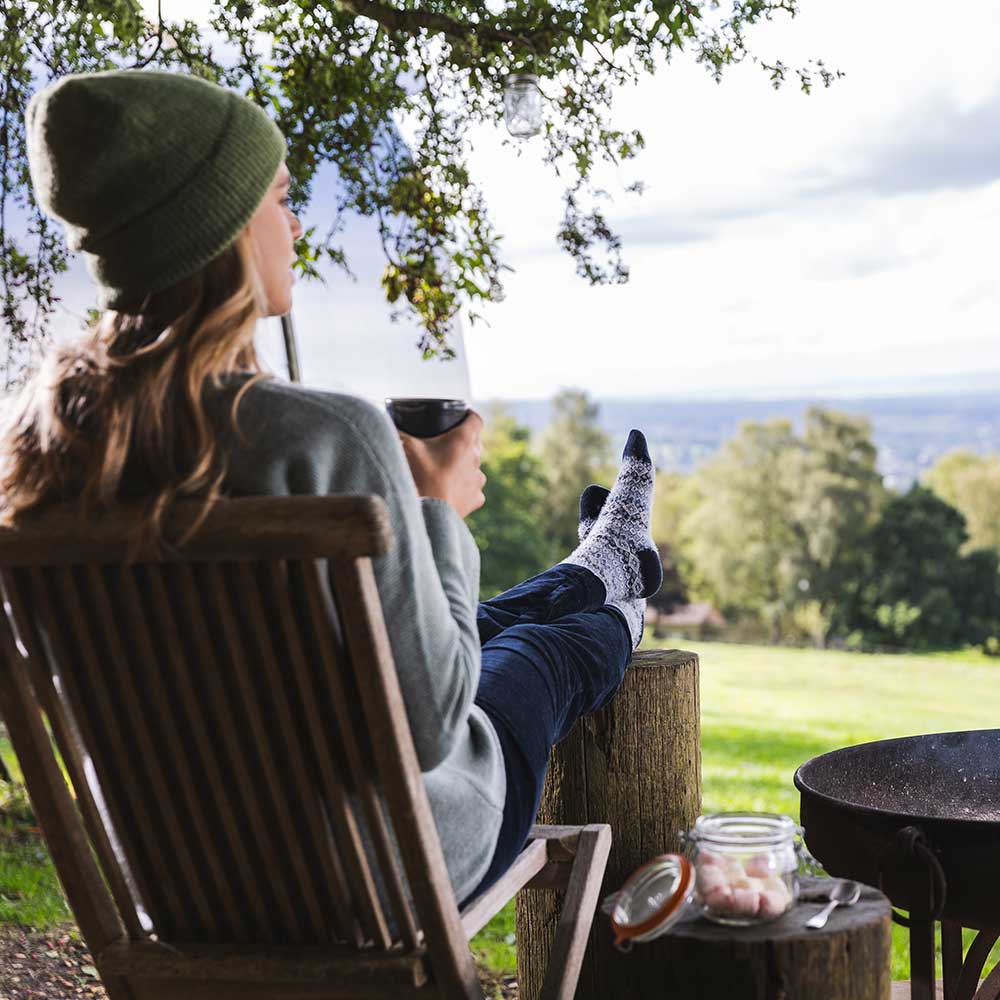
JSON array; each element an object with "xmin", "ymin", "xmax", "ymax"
[
  {"xmin": 629, "ymin": 648, "xmax": 699, "ymax": 671},
  {"xmin": 664, "ymin": 877, "xmax": 890, "ymax": 944}
]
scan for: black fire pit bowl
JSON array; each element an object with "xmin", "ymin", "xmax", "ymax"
[{"xmin": 795, "ymin": 729, "xmax": 1000, "ymax": 928}]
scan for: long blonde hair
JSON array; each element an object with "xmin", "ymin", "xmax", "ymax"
[{"xmin": 0, "ymin": 230, "xmax": 269, "ymax": 554}]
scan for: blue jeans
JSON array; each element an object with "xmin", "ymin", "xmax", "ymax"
[{"xmin": 464, "ymin": 564, "xmax": 632, "ymax": 902}]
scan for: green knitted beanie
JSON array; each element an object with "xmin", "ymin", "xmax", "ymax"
[{"xmin": 25, "ymin": 69, "xmax": 286, "ymax": 309}]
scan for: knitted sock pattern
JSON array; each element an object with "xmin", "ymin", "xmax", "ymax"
[
  {"xmin": 578, "ymin": 484, "xmax": 611, "ymax": 542},
  {"xmin": 564, "ymin": 430, "xmax": 662, "ymax": 601},
  {"xmin": 578, "ymin": 483, "xmax": 646, "ymax": 649},
  {"xmin": 609, "ymin": 598, "xmax": 645, "ymax": 649}
]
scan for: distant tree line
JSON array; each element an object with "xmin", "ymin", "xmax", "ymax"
[{"xmin": 469, "ymin": 390, "xmax": 1000, "ymax": 653}]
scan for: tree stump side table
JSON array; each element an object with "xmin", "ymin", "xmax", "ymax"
[
  {"xmin": 647, "ymin": 878, "xmax": 893, "ymax": 1000},
  {"xmin": 516, "ymin": 648, "xmax": 701, "ymax": 1000}
]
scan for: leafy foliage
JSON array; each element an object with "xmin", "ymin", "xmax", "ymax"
[
  {"xmin": 786, "ymin": 408, "xmax": 887, "ymax": 639},
  {"xmin": 534, "ymin": 388, "xmax": 612, "ymax": 560},
  {"xmin": 0, "ymin": 0, "xmax": 835, "ymax": 380},
  {"xmin": 924, "ymin": 450, "xmax": 1000, "ymax": 556},
  {"xmin": 467, "ymin": 405, "xmax": 551, "ymax": 598},
  {"xmin": 842, "ymin": 485, "xmax": 1000, "ymax": 650},
  {"xmin": 646, "ymin": 541, "xmax": 687, "ymax": 615},
  {"xmin": 677, "ymin": 410, "xmax": 887, "ymax": 644},
  {"xmin": 681, "ymin": 418, "xmax": 801, "ymax": 639}
]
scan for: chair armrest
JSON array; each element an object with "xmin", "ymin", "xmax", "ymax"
[
  {"xmin": 524, "ymin": 823, "xmax": 611, "ymax": 890},
  {"xmin": 460, "ymin": 838, "xmax": 548, "ymax": 939},
  {"xmin": 459, "ymin": 824, "xmax": 613, "ymax": 940}
]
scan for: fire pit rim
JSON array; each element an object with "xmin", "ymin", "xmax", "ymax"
[{"xmin": 794, "ymin": 727, "xmax": 1000, "ymax": 830}]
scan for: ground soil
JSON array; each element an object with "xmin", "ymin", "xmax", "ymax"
[
  {"xmin": 0, "ymin": 927, "xmax": 105, "ymax": 1000},
  {"xmin": 0, "ymin": 926, "xmax": 518, "ymax": 1000}
]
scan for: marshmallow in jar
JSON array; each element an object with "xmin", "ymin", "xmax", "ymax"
[{"xmin": 685, "ymin": 812, "xmax": 800, "ymax": 926}]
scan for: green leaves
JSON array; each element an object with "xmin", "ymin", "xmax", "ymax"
[
  {"xmin": 843, "ymin": 486, "xmax": 1000, "ymax": 650},
  {"xmin": 0, "ymin": 0, "xmax": 832, "ymax": 374},
  {"xmin": 679, "ymin": 411, "xmax": 887, "ymax": 645},
  {"xmin": 467, "ymin": 407, "xmax": 552, "ymax": 596}
]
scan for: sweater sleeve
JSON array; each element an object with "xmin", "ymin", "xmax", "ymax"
[
  {"xmin": 321, "ymin": 400, "xmax": 483, "ymax": 772},
  {"xmin": 420, "ymin": 498, "xmax": 481, "ymax": 608}
]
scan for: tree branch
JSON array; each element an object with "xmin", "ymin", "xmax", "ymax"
[
  {"xmin": 130, "ymin": 0, "xmax": 164, "ymax": 69},
  {"xmin": 336, "ymin": 0, "xmax": 539, "ymax": 48}
]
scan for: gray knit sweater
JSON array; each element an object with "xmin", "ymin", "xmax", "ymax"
[{"xmin": 208, "ymin": 374, "xmax": 506, "ymax": 905}]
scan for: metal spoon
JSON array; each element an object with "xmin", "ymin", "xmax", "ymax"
[{"xmin": 806, "ymin": 880, "xmax": 861, "ymax": 929}]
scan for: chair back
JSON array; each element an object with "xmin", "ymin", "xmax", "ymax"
[{"xmin": 0, "ymin": 497, "xmax": 481, "ymax": 997}]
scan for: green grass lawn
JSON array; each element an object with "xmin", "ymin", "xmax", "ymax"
[
  {"xmin": 0, "ymin": 744, "xmax": 72, "ymax": 929},
  {"xmin": 469, "ymin": 638, "xmax": 1000, "ymax": 978},
  {"xmin": 4, "ymin": 639, "xmax": 1000, "ymax": 981}
]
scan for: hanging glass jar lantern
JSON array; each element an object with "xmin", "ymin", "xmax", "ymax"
[{"xmin": 503, "ymin": 73, "xmax": 543, "ymax": 139}]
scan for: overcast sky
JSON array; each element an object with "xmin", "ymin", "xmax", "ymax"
[{"xmin": 38, "ymin": 0, "xmax": 1000, "ymax": 402}]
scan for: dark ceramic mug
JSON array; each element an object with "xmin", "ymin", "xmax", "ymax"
[{"xmin": 384, "ymin": 397, "xmax": 471, "ymax": 438}]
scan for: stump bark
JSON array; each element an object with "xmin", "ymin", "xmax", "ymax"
[{"xmin": 515, "ymin": 648, "xmax": 701, "ymax": 1000}]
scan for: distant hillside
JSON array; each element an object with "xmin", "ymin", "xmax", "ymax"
[{"xmin": 487, "ymin": 392, "xmax": 1000, "ymax": 489}]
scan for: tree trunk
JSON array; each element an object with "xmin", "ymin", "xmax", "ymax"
[{"xmin": 516, "ymin": 648, "xmax": 701, "ymax": 1000}]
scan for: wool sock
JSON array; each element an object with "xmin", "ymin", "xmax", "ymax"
[
  {"xmin": 578, "ymin": 483, "xmax": 646, "ymax": 649},
  {"xmin": 564, "ymin": 429, "xmax": 662, "ymax": 601},
  {"xmin": 609, "ymin": 598, "xmax": 645, "ymax": 650},
  {"xmin": 578, "ymin": 484, "xmax": 611, "ymax": 542}
]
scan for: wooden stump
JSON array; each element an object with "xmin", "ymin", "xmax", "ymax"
[
  {"xmin": 515, "ymin": 648, "xmax": 701, "ymax": 1000},
  {"xmin": 652, "ymin": 878, "xmax": 893, "ymax": 1000}
]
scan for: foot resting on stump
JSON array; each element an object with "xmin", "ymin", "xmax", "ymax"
[
  {"xmin": 564, "ymin": 429, "xmax": 662, "ymax": 602},
  {"xmin": 577, "ymin": 482, "xmax": 647, "ymax": 649},
  {"xmin": 578, "ymin": 484, "xmax": 611, "ymax": 542}
]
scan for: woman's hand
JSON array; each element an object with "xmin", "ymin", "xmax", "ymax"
[{"xmin": 399, "ymin": 411, "xmax": 487, "ymax": 519}]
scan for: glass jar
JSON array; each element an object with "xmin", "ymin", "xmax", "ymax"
[
  {"xmin": 684, "ymin": 812, "xmax": 800, "ymax": 926},
  {"xmin": 503, "ymin": 74, "xmax": 544, "ymax": 138}
]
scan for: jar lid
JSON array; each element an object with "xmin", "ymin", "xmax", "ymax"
[
  {"xmin": 692, "ymin": 812, "xmax": 797, "ymax": 847},
  {"xmin": 609, "ymin": 853, "xmax": 695, "ymax": 948}
]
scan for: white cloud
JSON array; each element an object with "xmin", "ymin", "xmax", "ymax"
[{"xmin": 453, "ymin": 0, "xmax": 1000, "ymax": 398}]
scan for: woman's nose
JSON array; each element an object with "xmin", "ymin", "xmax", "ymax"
[{"xmin": 292, "ymin": 215, "xmax": 304, "ymax": 240}]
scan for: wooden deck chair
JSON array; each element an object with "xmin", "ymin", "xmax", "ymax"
[{"xmin": 0, "ymin": 496, "xmax": 611, "ymax": 1000}]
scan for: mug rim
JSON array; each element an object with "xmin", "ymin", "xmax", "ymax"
[{"xmin": 384, "ymin": 397, "xmax": 468, "ymax": 406}]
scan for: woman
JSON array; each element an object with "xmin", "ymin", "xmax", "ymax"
[{"xmin": 2, "ymin": 69, "xmax": 662, "ymax": 909}]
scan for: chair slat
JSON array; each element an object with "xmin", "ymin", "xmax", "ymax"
[
  {"xmin": 79, "ymin": 563, "xmax": 224, "ymax": 939},
  {"xmin": 97, "ymin": 938, "xmax": 430, "ymax": 987},
  {"xmin": 27, "ymin": 566, "xmax": 185, "ymax": 936},
  {"xmin": 0, "ymin": 609, "xmax": 125, "ymax": 953},
  {"xmin": 0, "ymin": 569, "xmax": 145, "ymax": 940},
  {"xmin": 103, "ymin": 563, "xmax": 258, "ymax": 943},
  {"xmin": 231, "ymin": 561, "xmax": 353, "ymax": 944},
  {"xmin": 290, "ymin": 561, "xmax": 410, "ymax": 948},
  {"xmin": 200, "ymin": 562, "xmax": 329, "ymax": 942},
  {"xmin": 0, "ymin": 496, "xmax": 392, "ymax": 566},
  {"xmin": 249, "ymin": 561, "xmax": 368, "ymax": 947},
  {"xmin": 141, "ymin": 566, "xmax": 276, "ymax": 943},
  {"xmin": 330, "ymin": 558, "xmax": 482, "ymax": 998},
  {"xmin": 173, "ymin": 563, "xmax": 305, "ymax": 942}
]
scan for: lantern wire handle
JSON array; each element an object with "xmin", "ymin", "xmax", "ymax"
[
  {"xmin": 512, "ymin": 35, "xmax": 557, "ymax": 100},
  {"xmin": 516, "ymin": 33, "xmax": 537, "ymax": 74}
]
